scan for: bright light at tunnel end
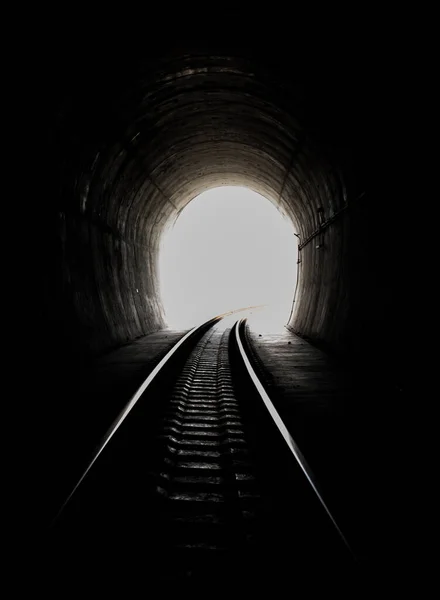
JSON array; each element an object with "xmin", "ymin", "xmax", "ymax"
[{"xmin": 158, "ymin": 187, "xmax": 298, "ymax": 331}]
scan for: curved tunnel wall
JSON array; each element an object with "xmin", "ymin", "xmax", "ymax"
[
  {"xmin": 39, "ymin": 42, "xmax": 407, "ymax": 395},
  {"xmin": 50, "ymin": 51, "xmax": 356, "ymax": 359}
]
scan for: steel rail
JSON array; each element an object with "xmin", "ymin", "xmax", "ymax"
[
  {"xmin": 234, "ymin": 317, "xmax": 355, "ymax": 557},
  {"xmin": 51, "ymin": 312, "xmax": 237, "ymax": 523}
]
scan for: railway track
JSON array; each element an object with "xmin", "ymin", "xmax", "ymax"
[{"xmin": 48, "ymin": 314, "xmax": 358, "ymax": 591}]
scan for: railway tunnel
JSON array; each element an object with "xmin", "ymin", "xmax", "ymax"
[
  {"xmin": 43, "ymin": 44, "xmax": 404, "ymax": 366},
  {"xmin": 33, "ymin": 32, "xmax": 413, "ymax": 578}
]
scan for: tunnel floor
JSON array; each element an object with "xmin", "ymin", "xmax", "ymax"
[
  {"xmin": 47, "ymin": 328, "xmax": 190, "ymax": 520},
  {"xmin": 245, "ymin": 314, "xmax": 405, "ymax": 577},
  {"xmin": 245, "ymin": 315, "xmax": 383, "ymax": 564}
]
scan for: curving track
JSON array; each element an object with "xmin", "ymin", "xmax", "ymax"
[{"xmin": 48, "ymin": 314, "xmax": 357, "ymax": 591}]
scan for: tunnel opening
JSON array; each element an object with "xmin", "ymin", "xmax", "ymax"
[{"xmin": 158, "ymin": 186, "xmax": 298, "ymax": 330}]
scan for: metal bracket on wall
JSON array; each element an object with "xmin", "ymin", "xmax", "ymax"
[{"xmin": 298, "ymin": 191, "xmax": 365, "ymax": 251}]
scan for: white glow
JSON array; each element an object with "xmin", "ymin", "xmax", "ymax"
[{"xmin": 158, "ymin": 187, "xmax": 298, "ymax": 330}]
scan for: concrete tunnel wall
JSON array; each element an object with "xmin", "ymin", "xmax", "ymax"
[
  {"xmin": 38, "ymin": 40, "xmax": 408, "ymax": 392},
  {"xmin": 48, "ymin": 52, "xmax": 361, "ymax": 356}
]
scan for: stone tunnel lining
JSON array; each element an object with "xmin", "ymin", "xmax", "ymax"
[
  {"xmin": 49, "ymin": 44, "xmax": 384, "ymax": 370},
  {"xmin": 54, "ymin": 50, "xmax": 356, "ymax": 358}
]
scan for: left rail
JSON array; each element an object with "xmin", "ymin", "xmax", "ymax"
[{"xmin": 51, "ymin": 312, "xmax": 231, "ymax": 524}]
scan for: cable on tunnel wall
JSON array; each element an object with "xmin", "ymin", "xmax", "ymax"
[{"xmin": 298, "ymin": 191, "xmax": 366, "ymax": 251}]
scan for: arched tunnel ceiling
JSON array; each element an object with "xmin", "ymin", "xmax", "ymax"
[
  {"xmin": 49, "ymin": 48, "xmax": 358, "ymax": 355},
  {"xmin": 60, "ymin": 51, "xmax": 349, "ymax": 237},
  {"xmin": 39, "ymin": 35, "xmax": 407, "ymax": 390}
]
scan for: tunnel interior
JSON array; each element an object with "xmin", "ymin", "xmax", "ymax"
[
  {"xmin": 46, "ymin": 48, "xmax": 374, "ymax": 358},
  {"xmin": 32, "ymin": 32, "xmax": 413, "ymax": 541}
]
